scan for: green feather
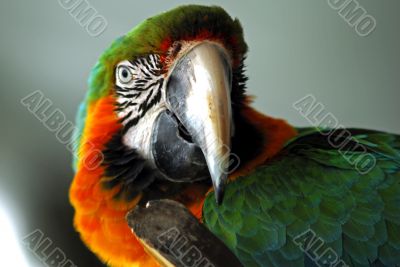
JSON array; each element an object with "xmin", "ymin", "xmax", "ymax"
[{"xmin": 203, "ymin": 128, "xmax": 400, "ymax": 266}]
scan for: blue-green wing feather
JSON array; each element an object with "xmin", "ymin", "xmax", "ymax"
[{"xmin": 203, "ymin": 128, "xmax": 400, "ymax": 267}]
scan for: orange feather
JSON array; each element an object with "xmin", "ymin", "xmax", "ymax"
[
  {"xmin": 70, "ymin": 96, "xmax": 158, "ymax": 267},
  {"xmin": 70, "ymin": 95, "xmax": 296, "ymax": 266}
]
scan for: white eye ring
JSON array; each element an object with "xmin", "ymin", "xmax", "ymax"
[{"xmin": 117, "ymin": 65, "xmax": 133, "ymax": 84}]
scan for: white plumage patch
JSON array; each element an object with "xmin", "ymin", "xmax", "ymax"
[
  {"xmin": 115, "ymin": 54, "xmax": 164, "ymax": 128},
  {"xmin": 114, "ymin": 54, "xmax": 166, "ymax": 158}
]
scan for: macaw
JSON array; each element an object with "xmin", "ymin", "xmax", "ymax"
[{"xmin": 69, "ymin": 5, "xmax": 400, "ymax": 267}]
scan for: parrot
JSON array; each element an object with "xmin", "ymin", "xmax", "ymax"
[{"xmin": 69, "ymin": 5, "xmax": 400, "ymax": 267}]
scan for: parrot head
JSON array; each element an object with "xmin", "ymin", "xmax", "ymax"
[
  {"xmin": 75, "ymin": 5, "xmax": 258, "ymax": 203},
  {"xmin": 71, "ymin": 5, "xmax": 295, "ymax": 266},
  {"xmin": 111, "ymin": 27, "xmax": 240, "ymax": 204}
]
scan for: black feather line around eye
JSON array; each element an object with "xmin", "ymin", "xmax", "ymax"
[
  {"xmin": 138, "ymin": 85, "xmax": 163, "ymax": 115},
  {"xmin": 122, "ymin": 116, "xmax": 141, "ymax": 134},
  {"xmin": 135, "ymin": 80, "xmax": 147, "ymax": 86},
  {"xmin": 138, "ymin": 89, "xmax": 155, "ymax": 113},
  {"xmin": 148, "ymin": 56, "xmax": 157, "ymax": 69},
  {"xmin": 115, "ymin": 88, "xmax": 142, "ymax": 101},
  {"xmin": 115, "ymin": 85, "xmax": 131, "ymax": 93},
  {"xmin": 139, "ymin": 65, "xmax": 153, "ymax": 77},
  {"xmin": 117, "ymin": 110, "xmax": 133, "ymax": 122},
  {"xmin": 115, "ymin": 100, "xmax": 129, "ymax": 108},
  {"xmin": 143, "ymin": 79, "xmax": 163, "ymax": 91},
  {"xmin": 149, "ymin": 68, "xmax": 162, "ymax": 76},
  {"xmin": 122, "ymin": 93, "xmax": 141, "ymax": 99}
]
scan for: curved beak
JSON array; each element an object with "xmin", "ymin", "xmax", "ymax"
[{"xmin": 166, "ymin": 42, "xmax": 233, "ymax": 204}]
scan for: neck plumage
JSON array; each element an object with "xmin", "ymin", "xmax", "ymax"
[{"xmin": 229, "ymin": 101, "xmax": 298, "ymax": 180}]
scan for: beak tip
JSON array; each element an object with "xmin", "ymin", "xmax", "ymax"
[
  {"xmin": 213, "ymin": 176, "xmax": 227, "ymax": 205},
  {"xmin": 215, "ymin": 189, "xmax": 224, "ymax": 205}
]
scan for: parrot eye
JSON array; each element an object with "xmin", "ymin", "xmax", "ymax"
[{"xmin": 117, "ymin": 66, "xmax": 133, "ymax": 84}]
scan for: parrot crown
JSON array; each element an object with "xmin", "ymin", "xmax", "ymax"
[{"xmin": 86, "ymin": 5, "xmax": 248, "ymax": 102}]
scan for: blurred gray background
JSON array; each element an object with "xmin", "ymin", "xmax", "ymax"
[{"xmin": 0, "ymin": 0, "xmax": 399, "ymax": 266}]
